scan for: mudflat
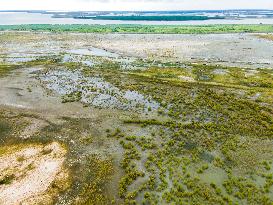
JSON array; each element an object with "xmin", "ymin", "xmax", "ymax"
[{"xmin": 0, "ymin": 31, "xmax": 272, "ymax": 204}]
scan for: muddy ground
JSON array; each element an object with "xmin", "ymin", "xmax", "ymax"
[
  {"xmin": 1, "ymin": 32, "xmax": 273, "ymax": 68},
  {"xmin": 0, "ymin": 31, "xmax": 272, "ymax": 204}
]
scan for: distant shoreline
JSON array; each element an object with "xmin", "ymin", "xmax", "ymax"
[
  {"xmin": 0, "ymin": 24, "xmax": 273, "ymax": 34},
  {"xmin": 1, "ymin": 10, "xmax": 273, "ymax": 26}
]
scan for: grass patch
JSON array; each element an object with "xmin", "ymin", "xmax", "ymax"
[
  {"xmin": 0, "ymin": 24, "xmax": 273, "ymax": 34},
  {"xmin": 0, "ymin": 64, "xmax": 17, "ymax": 77}
]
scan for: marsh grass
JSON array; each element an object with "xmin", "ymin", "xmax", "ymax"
[
  {"xmin": 38, "ymin": 57, "xmax": 273, "ymax": 204},
  {"xmin": 95, "ymin": 59, "xmax": 273, "ymax": 204},
  {"xmin": 0, "ymin": 51, "xmax": 272, "ymax": 204},
  {"xmin": 0, "ymin": 64, "xmax": 18, "ymax": 77},
  {"xmin": 1, "ymin": 24, "xmax": 273, "ymax": 34}
]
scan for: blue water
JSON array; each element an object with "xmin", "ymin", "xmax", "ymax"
[{"xmin": 1, "ymin": 11, "xmax": 273, "ymax": 25}]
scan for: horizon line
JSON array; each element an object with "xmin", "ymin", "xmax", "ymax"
[{"xmin": 1, "ymin": 9, "xmax": 273, "ymax": 12}]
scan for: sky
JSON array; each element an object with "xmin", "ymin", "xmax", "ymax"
[{"xmin": 0, "ymin": 0, "xmax": 273, "ymax": 11}]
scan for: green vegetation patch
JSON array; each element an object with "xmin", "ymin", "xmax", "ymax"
[
  {"xmin": 31, "ymin": 54, "xmax": 273, "ymax": 204},
  {"xmin": 0, "ymin": 24, "xmax": 273, "ymax": 34},
  {"xmin": 0, "ymin": 111, "xmax": 31, "ymax": 145},
  {"xmin": 0, "ymin": 120, "xmax": 11, "ymax": 140},
  {"xmin": 0, "ymin": 64, "xmax": 17, "ymax": 77},
  {"xmin": 76, "ymin": 156, "xmax": 115, "ymax": 204},
  {"xmin": 90, "ymin": 59, "xmax": 273, "ymax": 204},
  {"xmin": 0, "ymin": 174, "xmax": 15, "ymax": 185}
]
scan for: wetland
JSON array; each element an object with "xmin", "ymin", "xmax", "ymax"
[{"xmin": 0, "ymin": 30, "xmax": 272, "ymax": 204}]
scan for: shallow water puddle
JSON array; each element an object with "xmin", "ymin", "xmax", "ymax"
[
  {"xmin": 62, "ymin": 54, "xmax": 95, "ymax": 66},
  {"xmin": 39, "ymin": 69, "xmax": 159, "ymax": 112},
  {"xmin": 69, "ymin": 47, "xmax": 119, "ymax": 58}
]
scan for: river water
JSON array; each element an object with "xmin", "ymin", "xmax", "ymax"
[{"xmin": 1, "ymin": 12, "xmax": 273, "ymax": 25}]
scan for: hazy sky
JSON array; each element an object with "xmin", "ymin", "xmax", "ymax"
[{"xmin": 1, "ymin": 0, "xmax": 273, "ymax": 11}]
